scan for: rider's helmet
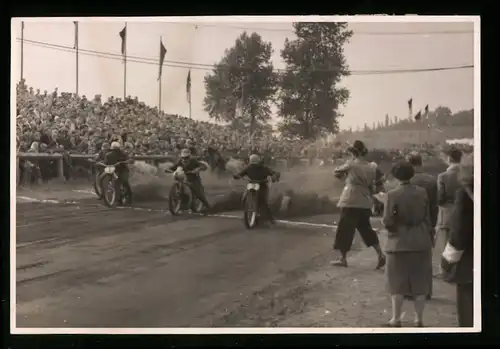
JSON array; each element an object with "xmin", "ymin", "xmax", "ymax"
[
  {"xmin": 110, "ymin": 141, "xmax": 121, "ymax": 150},
  {"xmin": 249, "ymin": 154, "xmax": 261, "ymax": 165},
  {"xmin": 180, "ymin": 148, "xmax": 191, "ymax": 162}
]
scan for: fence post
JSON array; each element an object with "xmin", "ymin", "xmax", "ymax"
[{"xmin": 57, "ymin": 156, "xmax": 64, "ymax": 180}]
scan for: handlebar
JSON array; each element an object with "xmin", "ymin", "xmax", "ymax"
[
  {"xmin": 94, "ymin": 160, "xmax": 130, "ymax": 167},
  {"xmin": 233, "ymin": 176, "xmax": 278, "ymax": 184},
  {"xmin": 164, "ymin": 168, "xmax": 197, "ymax": 175}
]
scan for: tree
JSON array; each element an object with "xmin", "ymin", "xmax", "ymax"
[
  {"xmin": 277, "ymin": 22, "xmax": 353, "ymax": 140},
  {"xmin": 385, "ymin": 113, "xmax": 390, "ymax": 127},
  {"xmin": 203, "ymin": 32, "xmax": 277, "ymax": 134},
  {"xmin": 433, "ymin": 106, "xmax": 453, "ymax": 126}
]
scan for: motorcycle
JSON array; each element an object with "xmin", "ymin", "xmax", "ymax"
[
  {"xmin": 239, "ymin": 174, "xmax": 279, "ymax": 229},
  {"xmin": 95, "ymin": 160, "xmax": 133, "ymax": 208},
  {"xmin": 165, "ymin": 167, "xmax": 205, "ymax": 215}
]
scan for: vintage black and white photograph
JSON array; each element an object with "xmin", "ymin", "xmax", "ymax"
[{"xmin": 11, "ymin": 16, "xmax": 480, "ymax": 333}]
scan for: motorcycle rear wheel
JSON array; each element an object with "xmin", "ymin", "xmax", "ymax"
[
  {"xmin": 243, "ymin": 191, "xmax": 259, "ymax": 229},
  {"xmin": 93, "ymin": 172, "xmax": 103, "ymax": 199}
]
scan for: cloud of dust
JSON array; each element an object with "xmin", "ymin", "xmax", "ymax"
[{"xmin": 128, "ymin": 160, "xmax": 345, "ymax": 215}]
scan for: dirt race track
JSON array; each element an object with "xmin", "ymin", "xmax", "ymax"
[{"xmin": 15, "ymin": 185, "xmax": 458, "ymax": 329}]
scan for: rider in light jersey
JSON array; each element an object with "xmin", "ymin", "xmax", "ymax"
[{"xmin": 233, "ymin": 154, "xmax": 280, "ymax": 224}]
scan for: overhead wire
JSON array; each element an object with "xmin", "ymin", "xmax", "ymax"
[
  {"xmin": 16, "ymin": 37, "xmax": 474, "ymax": 75},
  {"xmin": 173, "ymin": 22, "xmax": 474, "ymax": 36}
]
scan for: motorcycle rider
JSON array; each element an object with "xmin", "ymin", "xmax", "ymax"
[
  {"xmin": 233, "ymin": 154, "xmax": 280, "ymax": 224},
  {"xmin": 168, "ymin": 148, "xmax": 212, "ymax": 211},
  {"xmin": 104, "ymin": 141, "xmax": 133, "ymax": 199}
]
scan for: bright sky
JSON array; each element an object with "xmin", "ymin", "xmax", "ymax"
[{"xmin": 11, "ymin": 17, "xmax": 475, "ymax": 130}]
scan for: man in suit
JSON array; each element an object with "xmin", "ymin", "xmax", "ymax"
[
  {"xmin": 408, "ymin": 152, "xmax": 438, "ymax": 299},
  {"xmin": 435, "ymin": 148, "xmax": 463, "ymax": 277}
]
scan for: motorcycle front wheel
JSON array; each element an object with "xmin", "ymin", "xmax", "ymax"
[
  {"xmin": 169, "ymin": 182, "xmax": 192, "ymax": 215},
  {"xmin": 243, "ymin": 190, "xmax": 259, "ymax": 229},
  {"xmin": 101, "ymin": 174, "xmax": 118, "ymax": 208}
]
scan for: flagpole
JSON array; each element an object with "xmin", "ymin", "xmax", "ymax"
[
  {"xmin": 20, "ymin": 21, "xmax": 24, "ymax": 81},
  {"xmin": 124, "ymin": 22, "xmax": 127, "ymax": 100},
  {"xmin": 75, "ymin": 22, "xmax": 79, "ymax": 96},
  {"xmin": 159, "ymin": 36, "xmax": 162, "ymax": 112},
  {"xmin": 188, "ymin": 72, "xmax": 191, "ymax": 118}
]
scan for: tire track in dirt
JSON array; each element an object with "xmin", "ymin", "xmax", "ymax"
[
  {"xmin": 15, "ymin": 188, "xmax": 354, "ymax": 327},
  {"xmin": 16, "ymin": 203, "xmax": 261, "ymax": 305}
]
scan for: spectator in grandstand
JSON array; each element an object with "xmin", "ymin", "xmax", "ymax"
[
  {"xmin": 434, "ymin": 148, "xmax": 463, "ymax": 277},
  {"xmin": 441, "ymin": 154, "xmax": 474, "ymax": 327},
  {"xmin": 332, "ymin": 140, "xmax": 386, "ymax": 270},
  {"xmin": 383, "ymin": 161, "xmax": 434, "ymax": 328}
]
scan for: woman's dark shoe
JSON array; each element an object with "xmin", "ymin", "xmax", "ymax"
[
  {"xmin": 383, "ymin": 320, "xmax": 402, "ymax": 327},
  {"xmin": 331, "ymin": 259, "xmax": 348, "ymax": 267},
  {"xmin": 375, "ymin": 255, "xmax": 386, "ymax": 270}
]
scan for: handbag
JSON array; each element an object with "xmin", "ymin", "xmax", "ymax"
[
  {"xmin": 441, "ymin": 242, "xmax": 463, "ymax": 284},
  {"xmin": 440, "ymin": 257, "xmax": 459, "ymax": 284}
]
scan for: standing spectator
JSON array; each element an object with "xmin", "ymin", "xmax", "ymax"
[
  {"xmin": 435, "ymin": 148, "xmax": 463, "ymax": 277},
  {"xmin": 408, "ymin": 151, "xmax": 438, "ymax": 300},
  {"xmin": 331, "ymin": 140, "xmax": 386, "ymax": 269},
  {"xmin": 441, "ymin": 155, "xmax": 474, "ymax": 327},
  {"xmin": 382, "ymin": 161, "xmax": 434, "ymax": 327}
]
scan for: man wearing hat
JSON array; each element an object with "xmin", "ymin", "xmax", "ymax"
[{"xmin": 435, "ymin": 147, "xmax": 463, "ymax": 277}]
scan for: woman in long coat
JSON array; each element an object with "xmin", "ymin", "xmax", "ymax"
[
  {"xmin": 332, "ymin": 140, "xmax": 386, "ymax": 269},
  {"xmin": 382, "ymin": 161, "xmax": 434, "ymax": 327}
]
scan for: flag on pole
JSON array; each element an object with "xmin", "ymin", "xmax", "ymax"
[
  {"xmin": 119, "ymin": 25, "xmax": 126, "ymax": 61},
  {"xmin": 73, "ymin": 22, "xmax": 78, "ymax": 49},
  {"xmin": 414, "ymin": 110, "xmax": 422, "ymax": 121},
  {"xmin": 186, "ymin": 70, "xmax": 191, "ymax": 103},
  {"xmin": 158, "ymin": 39, "xmax": 167, "ymax": 80}
]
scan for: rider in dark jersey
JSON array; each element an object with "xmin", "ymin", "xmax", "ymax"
[
  {"xmin": 233, "ymin": 154, "xmax": 280, "ymax": 224},
  {"xmin": 104, "ymin": 142, "xmax": 132, "ymax": 194},
  {"xmin": 168, "ymin": 148, "xmax": 211, "ymax": 210}
]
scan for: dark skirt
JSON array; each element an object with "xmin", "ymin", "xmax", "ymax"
[{"xmin": 386, "ymin": 250, "xmax": 432, "ymax": 296}]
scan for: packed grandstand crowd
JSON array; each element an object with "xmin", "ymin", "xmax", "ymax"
[{"xmin": 16, "ymin": 79, "xmax": 473, "ymax": 182}]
